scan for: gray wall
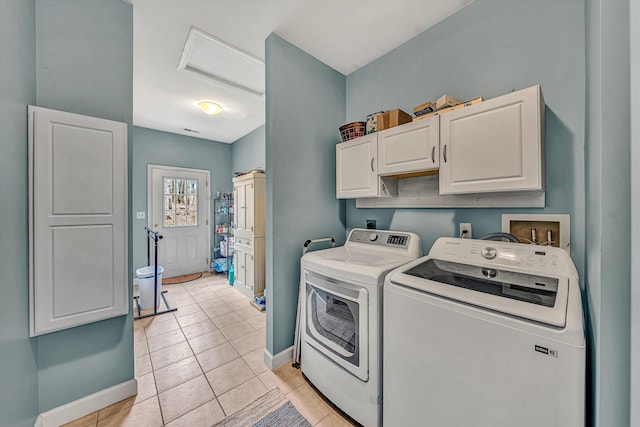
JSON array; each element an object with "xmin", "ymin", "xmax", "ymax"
[
  {"xmin": 34, "ymin": 0, "xmax": 134, "ymax": 412},
  {"xmin": 585, "ymin": 0, "xmax": 630, "ymax": 426},
  {"xmin": 232, "ymin": 125, "xmax": 266, "ymax": 174},
  {"xmin": 132, "ymin": 126, "xmax": 233, "ymax": 270},
  {"xmin": 631, "ymin": 0, "xmax": 640, "ymax": 424},
  {"xmin": 0, "ymin": 0, "xmax": 39, "ymax": 426},
  {"xmin": 265, "ymin": 34, "xmax": 346, "ymax": 356},
  {"xmin": 346, "ymin": 1, "xmax": 586, "ymax": 280}
]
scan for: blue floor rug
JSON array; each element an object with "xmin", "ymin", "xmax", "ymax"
[
  {"xmin": 253, "ymin": 401, "xmax": 310, "ymax": 427},
  {"xmin": 213, "ymin": 388, "xmax": 310, "ymax": 427}
]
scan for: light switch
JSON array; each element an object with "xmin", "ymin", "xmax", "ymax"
[{"xmin": 136, "ymin": 212, "xmax": 145, "ymax": 219}]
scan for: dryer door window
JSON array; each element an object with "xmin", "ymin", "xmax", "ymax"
[
  {"xmin": 304, "ymin": 272, "xmax": 369, "ymax": 381},
  {"xmin": 308, "ymin": 285, "xmax": 358, "ymax": 356}
]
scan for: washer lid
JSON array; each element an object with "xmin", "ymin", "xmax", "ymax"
[{"xmin": 389, "ymin": 257, "xmax": 569, "ymax": 328}]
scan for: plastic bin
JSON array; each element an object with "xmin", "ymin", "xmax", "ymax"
[{"xmin": 136, "ymin": 266, "xmax": 164, "ymax": 310}]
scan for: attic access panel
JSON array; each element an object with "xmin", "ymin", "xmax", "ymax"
[{"xmin": 177, "ymin": 26, "xmax": 265, "ymax": 97}]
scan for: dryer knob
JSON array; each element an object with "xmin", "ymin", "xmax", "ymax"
[{"xmin": 369, "ymin": 233, "xmax": 379, "ymax": 242}]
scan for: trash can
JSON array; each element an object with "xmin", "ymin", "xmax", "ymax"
[{"xmin": 136, "ymin": 266, "xmax": 163, "ymax": 310}]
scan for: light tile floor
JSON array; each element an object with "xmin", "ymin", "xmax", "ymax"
[{"xmin": 63, "ymin": 273, "xmax": 357, "ymax": 427}]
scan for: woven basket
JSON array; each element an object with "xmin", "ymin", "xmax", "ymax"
[{"xmin": 339, "ymin": 122, "xmax": 366, "ymax": 142}]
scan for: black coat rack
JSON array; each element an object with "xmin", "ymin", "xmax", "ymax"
[{"xmin": 134, "ymin": 227, "xmax": 177, "ymax": 319}]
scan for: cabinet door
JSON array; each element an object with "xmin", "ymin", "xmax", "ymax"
[
  {"xmin": 245, "ymin": 181, "xmax": 254, "ymax": 233},
  {"xmin": 439, "ymin": 85, "xmax": 544, "ymax": 195},
  {"xmin": 235, "ymin": 182, "xmax": 246, "ymax": 232},
  {"xmin": 29, "ymin": 106, "xmax": 128, "ymax": 336},
  {"xmin": 246, "ymin": 253, "xmax": 254, "ymax": 291},
  {"xmin": 234, "ymin": 247, "xmax": 246, "ymax": 289},
  {"xmin": 378, "ymin": 116, "xmax": 439, "ymax": 175},
  {"xmin": 336, "ymin": 134, "xmax": 378, "ymax": 198}
]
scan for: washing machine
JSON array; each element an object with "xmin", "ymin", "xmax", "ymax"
[
  {"xmin": 384, "ymin": 237, "xmax": 585, "ymax": 427},
  {"xmin": 301, "ymin": 228, "xmax": 422, "ymax": 427}
]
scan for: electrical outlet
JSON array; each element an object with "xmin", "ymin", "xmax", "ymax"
[
  {"xmin": 366, "ymin": 219, "xmax": 376, "ymax": 230},
  {"xmin": 459, "ymin": 223, "xmax": 472, "ymax": 238},
  {"xmin": 136, "ymin": 212, "xmax": 145, "ymax": 219}
]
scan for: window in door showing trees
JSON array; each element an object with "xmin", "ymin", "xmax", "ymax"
[{"xmin": 163, "ymin": 177, "xmax": 198, "ymax": 227}]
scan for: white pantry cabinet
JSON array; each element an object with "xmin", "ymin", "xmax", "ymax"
[
  {"xmin": 439, "ymin": 85, "xmax": 545, "ymax": 195},
  {"xmin": 377, "ymin": 116, "xmax": 439, "ymax": 175},
  {"xmin": 232, "ymin": 171, "xmax": 265, "ymax": 297}
]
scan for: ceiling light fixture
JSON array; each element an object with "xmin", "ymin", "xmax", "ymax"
[{"xmin": 198, "ymin": 100, "xmax": 222, "ymax": 115}]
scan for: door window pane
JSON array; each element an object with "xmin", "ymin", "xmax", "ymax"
[{"xmin": 163, "ymin": 177, "xmax": 198, "ymax": 227}]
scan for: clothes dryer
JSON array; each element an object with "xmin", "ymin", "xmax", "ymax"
[{"xmin": 301, "ymin": 228, "xmax": 422, "ymax": 427}]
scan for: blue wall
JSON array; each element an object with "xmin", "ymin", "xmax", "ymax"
[
  {"xmin": 585, "ymin": 0, "xmax": 630, "ymax": 426},
  {"xmin": 232, "ymin": 125, "xmax": 266, "ymax": 174},
  {"xmin": 0, "ymin": 1, "xmax": 39, "ymax": 426},
  {"xmin": 131, "ymin": 126, "xmax": 233, "ymax": 270},
  {"xmin": 34, "ymin": 0, "xmax": 134, "ymax": 412},
  {"xmin": 346, "ymin": 0, "xmax": 586, "ymax": 279},
  {"xmin": 265, "ymin": 34, "xmax": 346, "ymax": 356}
]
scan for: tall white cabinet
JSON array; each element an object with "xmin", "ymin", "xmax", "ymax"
[
  {"xmin": 29, "ymin": 106, "xmax": 128, "ymax": 336},
  {"xmin": 233, "ymin": 171, "xmax": 266, "ymax": 298}
]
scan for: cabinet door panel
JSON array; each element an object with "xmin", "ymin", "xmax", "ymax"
[
  {"xmin": 336, "ymin": 134, "xmax": 377, "ymax": 198},
  {"xmin": 246, "ymin": 254, "xmax": 254, "ymax": 291},
  {"xmin": 378, "ymin": 117, "xmax": 439, "ymax": 175},
  {"xmin": 234, "ymin": 248, "xmax": 245, "ymax": 288},
  {"xmin": 439, "ymin": 85, "xmax": 544, "ymax": 194},
  {"xmin": 29, "ymin": 106, "xmax": 128, "ymax": 336},
  {"xmin": 235, "ymin": 183, "xmax": 246, "ymax": 231},
  {"xmin": 246, "ymin": 182, "xmax": 254, "ymax": 233}
]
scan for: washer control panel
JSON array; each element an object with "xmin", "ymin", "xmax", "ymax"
[{"xmin": 429, "ymin": 237, "xmax": 571, "ymax": 275}]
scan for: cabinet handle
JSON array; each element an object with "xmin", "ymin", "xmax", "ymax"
[
  {"xmin": 370, "ymin": 157, "xmax": 375, "ymax": 172},
  {"xmin": 443, "ymin": 145, "xmax": 447, "ymax": 163},
  {"xmin": 431, "ymin": 146, "xmax": 435, "ymax": 163}
]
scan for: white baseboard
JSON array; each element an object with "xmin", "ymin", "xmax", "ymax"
[
  {"xmin": 263, "ymin": 346, "xmax": 293, "ymax": 370},
  {"xmin": 36, "ymin": 379, "xmax": 137, "ymax": 427}
]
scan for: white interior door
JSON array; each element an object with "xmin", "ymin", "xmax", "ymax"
[{"xmin": 148, "ymin": 165, "xmax": 210, "ymax": 277}]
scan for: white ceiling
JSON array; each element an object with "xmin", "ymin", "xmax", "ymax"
[{"xmin": 131, "ymin": 0, "xmax": 473, "ymax": 144}]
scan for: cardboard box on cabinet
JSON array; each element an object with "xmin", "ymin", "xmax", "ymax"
[{"xmin": 376, "ymin": 109, "xmax": 412, "ymax": 131}]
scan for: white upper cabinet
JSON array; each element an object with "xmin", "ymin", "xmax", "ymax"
[
  {"xmin": 378, "ymin": 116, "xmax": 439, "ymax": 175},
  {"xmin": 439, "ymin": 85, "xmax": 545, "ymax": 195},
  {"xmin": 336, "ymin": 134, "xmax": 379, "ymax": 198}
]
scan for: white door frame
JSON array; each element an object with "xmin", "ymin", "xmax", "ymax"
[{"xmin": 147, "ymin": 164, "xmax": 210, "ymax": 276}]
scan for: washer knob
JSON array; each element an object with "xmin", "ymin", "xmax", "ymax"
[
  {"xmin": 481, "ymin": 247, "xmax": 497, "ymax": 259},
  {"xmin": 369, "ymin": 233, "xmax": 378, "ymax": 242}
]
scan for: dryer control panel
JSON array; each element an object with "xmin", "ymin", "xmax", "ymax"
[{"xmin": 347, "ymin": 228, "xmax": 422, "ymax": 257}]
